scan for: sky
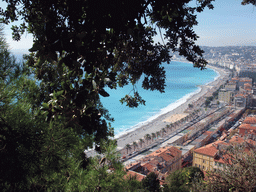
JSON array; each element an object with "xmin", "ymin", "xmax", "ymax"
[{"xmin": 1, "ymin": 0, "xmax": 256, "ymax": 53}]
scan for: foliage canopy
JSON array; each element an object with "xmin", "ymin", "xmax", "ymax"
[
  {"xmin": 164, "ymin": 166, "xmax": 204, "ymax": 192},
  {"xmin": 0, "ymin": 0, "xmax": 216, "ymax": 151}
]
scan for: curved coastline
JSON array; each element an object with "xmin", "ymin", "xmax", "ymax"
[
  {"xmin": 116, "ymin": 64, "xmax": 230, "ymax": 150},
  {"xmin": 114, "ymin": 86, "xmax": 202, "ymax": 139}
]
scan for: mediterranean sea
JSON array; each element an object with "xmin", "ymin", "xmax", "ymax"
[
  {"xmin": 100, "ymin": 61, "xmax": 218, "ymax": 138},
  {"xmin": 13, "ymin": 52, "xmax": 218, "ymax": 139}
]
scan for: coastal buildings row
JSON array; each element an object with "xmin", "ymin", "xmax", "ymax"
[
  {"xmin": 125, "ymin": 111, "xmax": 256, "ymax": 185},
  {"xmin": 218, "ymin": 76, "xmax": 255, "ymax": 108},
  {"xmin": 122, "ymin": 48, "xmax": 256, "ymax": 184},
  {"xmin": 193, "ymin": 115, "xmax": 256, "ymax": 171},
  {"xmin": 172, "ymin": 46, "xmax": 256, "ymax": 73}
]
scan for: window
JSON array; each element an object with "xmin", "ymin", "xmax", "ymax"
[
  {"xmin": 203, "ymin": 166, "xmax": 205, "ymax": 169},
  {"xmin": 195, "ymin": 164, "xmax": 198, "ymax": 167},
  {"xmin": 203, "ymin": 160, "xmax": 205, "ymax": 163}
]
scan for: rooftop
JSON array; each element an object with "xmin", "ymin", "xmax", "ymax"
[
  {"xmin": 124, "ymin": 170, "xmax": 146, "ymax": 181},
  {"xmin": 243, "ymin": 116, "xmax": 256, "ymax": 124}
]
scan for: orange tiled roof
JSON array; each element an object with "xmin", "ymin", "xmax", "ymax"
[
  {"xmin": 124, "ymin": 170, "xmax": 146, "ymax": 181},
  {"xmin": 158, "ymin": 153, "xmax": 174, "ymax": 162},
  {"xmin": 196, "ymin": 145, "xmax": 217, "ymax": 157},
  {"xmin": 194, "ymin": 141, "xmax": 225, "ymax": 157},
  {"xmin": 195, "ymin": 136, "xmax": 256, "ymax": 162},
  {"xmin": 235, "ymin": 93, "xmax": 247, "ymax": 98},
  {"xmin": 146, "ymin": 146, "xmax": 181, "ymax": 161},
  {"xmin": 125, "ymin": 162, "xmax": 141, "ymax": 170},
  {"xmin": 244, "ymin": 83, "xmax": 252, "ymax": 87},
  {"xmin": 239, "ymin": 124, "xmax": 256, "ymax": 130},
  {"xmin": 243, "ymin": 116, "xmax": 256, "ymax": 124},
  {"xmin": 141, "ymin": 162, "xmax": 156, "ymax": 172},
  {"xmin": 229, "ymin": 136, "xmax": 256, "ymax": 145},
  {"xmin": 240, "ymin": 78, "xmax": 252, "ymax": 82}
]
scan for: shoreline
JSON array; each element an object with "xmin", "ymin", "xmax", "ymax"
[{"xmin": 116, "ymin": 64, "xmax": 230, "ymax": 150}]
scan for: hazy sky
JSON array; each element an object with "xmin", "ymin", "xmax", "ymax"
[{"xmin": 1, "ymin": 0, "xmax": 256, "ymax": 52}]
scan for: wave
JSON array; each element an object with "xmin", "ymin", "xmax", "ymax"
[
  {"xmin": 112, "ymin": 62, "xmax": 219, "ymax": 139},
  {"xmin": 114, "ymin": 86, "xmax": 202, "ymax": 138}
]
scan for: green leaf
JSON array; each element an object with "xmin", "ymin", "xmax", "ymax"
[
  {"xmin": 55, "ymin": 90, "xmax": 64, "ymax": 97},
  {"xmin": 41, "ymin": 103, "xmax": 49, "ymax": 110},
  {"xmin": 99, "ymin": 89, "xmax": 110, "ymax": 97}
]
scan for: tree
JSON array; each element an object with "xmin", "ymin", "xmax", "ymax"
[
  {"xmin": 123, "ymin": 175, "xmax": 143, "ymax": 192},
  {"xmin": 0, "ymin": 0, "xmax": 216, "ymax": 152},
  {"xmin": 145, "ymin": 134, "xmax": 151, "ymax": 145},
  {"xmin": 166, "ymin": 124, "xmax": 170, "ymax": 133},
  {"xmin": 156, "ymin": 131, "xmax": 161, "ymax": 139},
  {"xmin": 133, "ymin": 141, "xmax": 138, "ymax": 151},
  {"xmin": 1, "ymin": 0, "xmax": 255, "ymax": 191},
  {"xmin": 0, "ymin": 25, "xmax": 44, "ymax": 190},
  {"xmin": 126, "ymin": 144, "xmax": 131, "ymax": 154},
  {"xmin": 0, "ymin": 25, "xmax": 126, "ymax": 190},
  {"xmin": 151, "ymin": 132, "xmax": 156, "ymax": 142},
  {"xmin": 139, "ymin": 138, "xmax": 144, "ymax": 148},
  {"xmin": 162, "ymin": 128, "xmax": 166, "ymax": 137},
  {"xmin": 165, "ymin": 166, "xmax": 204, "ymax": 192},
  {"xmin": 141, "ymin": 172, "xmax": 160, "ymax": 192},
  {"xmin": 205, "ymin": 99, "xmax": 211, "ymax": 107}
]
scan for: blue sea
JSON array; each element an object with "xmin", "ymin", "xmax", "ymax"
[
  {"xmin": 13, "ymin": 52, "xmax": 218, "ymax": 138},
  {"xmin": 100, "ymin": 61, "xmax": 219, "ymax": 138}
]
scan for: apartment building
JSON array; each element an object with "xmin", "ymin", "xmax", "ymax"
[
  {"xmin": 193, "ymin": 140, "xmax": 226, "ymax": 171},
  {"xmin": 193, "ymin": 136, "xmax": 256, "ymax": 171},
  {"xmin": 238, "ymin": 116, "xmax": 256, "ymax": 137},
  {"xmin": 218, "ymin": 89, "xmax": 233, "ymax": 103},
  {"xmin": 234, "ymin": 93, "xmax": 249, "ymax": 108},
  {"xmin": 125, "ymin": 146, "xmax": 182, "ymax": 182}
]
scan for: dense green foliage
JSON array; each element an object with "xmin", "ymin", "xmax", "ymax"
[
  {"xmin": 0, "ymin": 0, "xmax": 216, "ymax": 153},
  {"xmin": 164, "ymin": 166, "xmax": 204, "ymax": 192},
  {"xmin": 141, "ymin": 172, "xmax": 160, "ymax": 192},
  {"xmin": 0, "ymin": 25, "xmax": 124, "ymax": 191}
]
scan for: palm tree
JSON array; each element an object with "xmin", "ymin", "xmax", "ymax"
[
  {"xmin": 126, "ymin": 144, "xmax": 131, "ymax": 154},
  {"xmin": 151, "ymin": 133, "xmax": 156, "ymax": 142},
  {"xmin": 180, "ymin": 118, "xmax": 184, "ymax": 125},
  {"xmin": 166, "ymin": 124, "xmax": 170, "ymax": 133},
  {"xmin": 161, "ymin": 128, "xmax": 166, "ymax": 137},
  {"xmin": 144, "ymin": 134, "xmax": 151, "ymax": 145},
  {"xmin": 139, "ymin": 138, "xmax": 144, "ymax": 148},
  {"xmin": 170, "ymin": 124, "xmax": 174, "ymax": 132},
  {"xmin": 174, "ymin": 122, "xmax": 178, "ymax": 129},
  {"xmin": 156, "ymin": 131, "xmax": 160, "ymax": 138},
  {"xmin": 132, "ymin": 141, "xmax": 138, "ymax": 151}
]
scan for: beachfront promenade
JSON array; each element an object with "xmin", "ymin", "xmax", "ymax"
[
  {"xmin": 85, "ymin": 65, "xmax": 231, "ymax": 159},
  {"xmin": 116, "ymin": 65, "xmax": 231, "ymax": 159},
  {"xmin": 120, "ymin": 105, "xmax": 229, "ymax": 162}
]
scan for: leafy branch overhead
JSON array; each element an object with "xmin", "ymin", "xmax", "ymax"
[{"xmin": 0, "ymin": 0, "xmax": 215, "ymax": 150}]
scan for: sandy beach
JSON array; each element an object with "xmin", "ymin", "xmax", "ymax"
[{"xmin": 116, "ymin": 64, "xmax": 231, "ymax": 151}]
